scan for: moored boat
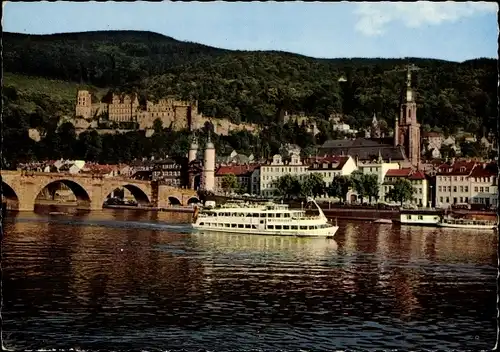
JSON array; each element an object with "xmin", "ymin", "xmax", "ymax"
[
  {"xmin": 373, "ymin": 218, "xmax": 392, "ymax": 224},
  {"xmin": 191, "ymin": 198, "xmax": 338, "ymax": 238},
  {"xmin": 437, "ymin": 217, "xmax": 497, "ymax": 230},
  {"xmin": 397, "ymin": 208, "xmax": 443, "ymax": 226}
]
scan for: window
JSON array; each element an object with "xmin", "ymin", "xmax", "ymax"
[
  {"xmin": 453, "ymin": 186, "xmax": 457, "ymax": 192},
  {"xmin": 276, "ymin": 225, "xmax": 282, "ymax": 230},
  {"xmin": 460, "ymin": 186, "xmax": 463, "ymax": 193},
  {"xmin": 465, "ymin": 186, "xmax": 469, "ymax": 192},
  {"xmin": 440, "ymin": 197, "xmax": 443, "ymax": 202},
  {"xmin": 418, "ymin": 215, "xmax": 423, "ymax": 220},
  {"xmin": 480, "ymin": 187, "xmax": 484, "ymax": 192},
  {"xmin": 407, "ymin": 215, "xmax": 412, "ymax": 220},
  {"xmin": 446, "ymin": 197, "xmax": 449, "ymax": 203},
  {"xmin": 465, "ymin": 197, "xmax": 468, "ymax": 203},
  {"xmin": 438, "ymin": 186, "xmax": 442, "ymax": 192},
  {"xmin": 448, "ymin": 186, "xmax": 451, "ymax": 192},
  {"xmin": 485, "ymin": 187, "xmax": 489, "ymax": 193}
]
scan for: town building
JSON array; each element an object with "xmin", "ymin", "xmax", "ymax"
[
  {"xmin": 353, "ymin": 156, "xmax": 400, "ymax": 203},
  {"xmin": 382, "ymin": 168, "xmax": 428, "ymax": 207},
  {"xmin": 318, "ymin": 138, "xmax": 408, "ymax": 165},
  {"xmin": 434, "ymin": 160, "xmax": 498, "ymax": 208},
  {"xmin": 215, "ymin": 164, "xmax": 258, "ymax": 194},
  {"xmin": 259, "ymin": 152, "xmax": 308, "ymax": 198},
  {"xmin": 306, "ymin": 156, "xmax": 357, "ymax": 199}
]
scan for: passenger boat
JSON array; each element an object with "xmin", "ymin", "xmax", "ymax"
[
  {"xmin": 191, "ymin": 198, "xmax": 338, "ymax": 238},
  {"xmin": 437, "ymin": 217, "xmax": 497, "ymax": 230}
]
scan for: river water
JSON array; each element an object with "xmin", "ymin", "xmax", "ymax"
[{"xmin": 2, "ymin": 207, "xmax": 498, "ymax": 351}]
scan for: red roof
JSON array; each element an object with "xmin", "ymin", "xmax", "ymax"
[
  {"xmin": 469, "ymin": 163, "xmax": 498, "ymax": 178},
  {"xmin": 436, "ymin": 161, "xmax": 478, "ymax": 176},
  {"xmin": 408, "ymin": 170, "xmax": 426, "ymax": 180},
  {"xmin": 216, "ymin": 164, "xmax": 257, "ymax": 177},
  {"xmin": 385, "ymin": 168, "xmax": 413, "ymax": 177}
]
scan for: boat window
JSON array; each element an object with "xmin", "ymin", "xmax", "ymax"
[
  {"xmin": 407, "ymin": 215, "xmax": 412, "ymax": 220},
  {"xmin": 276, "ymin": 225, "xmax": 282, "ymax": 230},
  {"xmin": 245, "ymin": 224, "xmax": 251, "ymax": 229},
  {"xmin": 300, "ymin": 226, "xmax": 307, "ymax": 230},
  {"xmin": 260, "ymin": 213, "xmax": 266, "ymax": 218},
  {"xmin": 284, "ymin": 225, "xmax": 290, "ymax": 230},
  {"xmin": 253, "ymin": 213, "xmax": 259, "ymax": 217},
  {"xmin": 268, "ymin": 225, "xmax": 274, "ymax": 229},
  {"xmin": 284, "ymin": 213, "xmax": 290, "ymax": 218},
  {"xmin": 276, "ymin": 213, "xmax": 282, "ymax": 218},
  {"xmin": 238, "ymin": 224, "xmax": 244, "ymax": 228},
  {"xmin": 308, "ymin": 226, "xmax": 314, "ymax": 230},
  {"xmin": 418, "ymin": 215, "xmax": 423, "ymax": 220},
  {"xmin": 292, "ymin": 226, "xmax": 298, "ymax": 230},
  {"xmin": 225, "ymin": 224, "xmax": 230, "ymax": 227},
  {"xmin": 268, "ymin": 213, "xmax": 275, "ymax": 218},
  {"xmin": 252, "ymin": 225, "xmax": 257, "ymax": 229},
  {"xmin": 260, "ymin": 220, "xmax": 264, "ymax": 224},
  {"xmin": 231, "ymin": 224, "xmax": 237, "ymax": 228},
  {"xmin": 200, "ymin": 222, "xmax": 205, "ymax": 226}
]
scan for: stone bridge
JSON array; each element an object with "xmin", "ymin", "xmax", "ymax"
[{"xmin": 1, "ymin": 170, "xmax": 199, "ymax": 211}]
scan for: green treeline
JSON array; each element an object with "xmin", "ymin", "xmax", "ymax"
[{"xmin": 2, "ymin": 30, "xmax": 497, "ymax": 168}]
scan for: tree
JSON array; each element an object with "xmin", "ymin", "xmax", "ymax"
[
  {"xmin": 387, "ymin": 179, "xmax": 415, "ymax": 206},
  {"xmin": 221, "ymin": 173, "xmax": 239, "ymax": 194},
  {"xmin": 274, "ymin": 174, "xmax": 301, "ymax": 200},
  {"xmin": 440, "ymin": 144, "xmax": 456, "ymax": 160},
  {"xmin": 153, "ymin": 118, "xmax": 164, "ymax": 134},
  {"xmin": 363, "ymin": 173, "xmax": 380, "ymax": 203},
  {"xmin": 328, "ymin": 175, "xmax": 351, "ymax": 202},
  {"xmin": 350, "ymin": 171, "xmax": 367, "ymax": 203},
  {"xmin": 302, "ymin": 173, "xmax": 326, "ymax": 198}
]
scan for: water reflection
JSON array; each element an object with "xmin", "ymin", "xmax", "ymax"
[{"xmin": 2, "ymin": 211, "xmax": 497, "ymax": 351}]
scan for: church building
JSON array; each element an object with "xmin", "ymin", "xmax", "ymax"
[{"xmin": 319, "ymin": 64, "xmax": 422, "ymax": 168}]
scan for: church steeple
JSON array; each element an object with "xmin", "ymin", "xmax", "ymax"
[{"xmin": 395, "ymin": 63, "xmax": 421, "ymax": 167}]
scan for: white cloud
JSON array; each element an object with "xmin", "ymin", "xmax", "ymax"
[{"xmin": 354, "ymin": 1, "xmax": 498, "ymax": 37}]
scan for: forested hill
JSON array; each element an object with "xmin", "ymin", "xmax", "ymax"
[{"xmin": 3, "ymin": 30, "xmax": 498, "ymax": 135}]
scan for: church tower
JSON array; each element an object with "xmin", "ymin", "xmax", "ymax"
[
  {"xmin": 203, "ymin": 131, "xmax": 216, "ymax": 192},
  {"xmin": 394, "ymin": 65, "xmax": 421, "ymax": 167}
]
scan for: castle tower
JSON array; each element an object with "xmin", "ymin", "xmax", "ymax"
[
  {"xmin": 203, "ymin": 132, "xmax": 216, "ymax": 192},
  {"xmin": 395, "ymin": 65, "xmax": 421, "ymax": 167},
  {"xmin": 75, "ymin": 90, "xmax": 92, "ymax": 119},
  {"xmin": 188, "ymin": 133, "xmax": 198, "ymax": 163}
]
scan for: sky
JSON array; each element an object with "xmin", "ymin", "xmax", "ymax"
[{"xmin": 3, "ymin": 1, "xmax": 498, "ymax": 62}]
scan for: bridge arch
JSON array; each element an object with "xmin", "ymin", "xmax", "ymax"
[
  {"xmin": 187, "ymin": 196, "xmax": 200, "ymax": 205},
  {"xmin": 1, "ymin": 181, "xmax": 20, "ymax": 210},
  {"xmin": 101, "ymin": 183, "xmax": 151, "ymax": 206},
  {"xmin": 168, "ymin": 196, "xmax": 182, "ymax": 206},
  {"xmin": 34, "ymin": 179, "xmax": 91, "ymax": 209}
]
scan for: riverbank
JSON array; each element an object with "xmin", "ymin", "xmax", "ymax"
[{"xmin": 104, "ymin": 204, "xmax": 195, "ymax": 213}]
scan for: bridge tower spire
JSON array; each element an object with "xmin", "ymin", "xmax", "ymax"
[{"xmin": 203, "ymin": 131, "xmax": 215, "ymax": 192}]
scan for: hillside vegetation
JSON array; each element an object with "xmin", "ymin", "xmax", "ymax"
[
  {"xmin": 2, "ymin": 30, "xmax": 497, "ymax": 168},
  {"xmin": 3, "ymin": 30, "xmax": 497, "ymax": 134}
]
